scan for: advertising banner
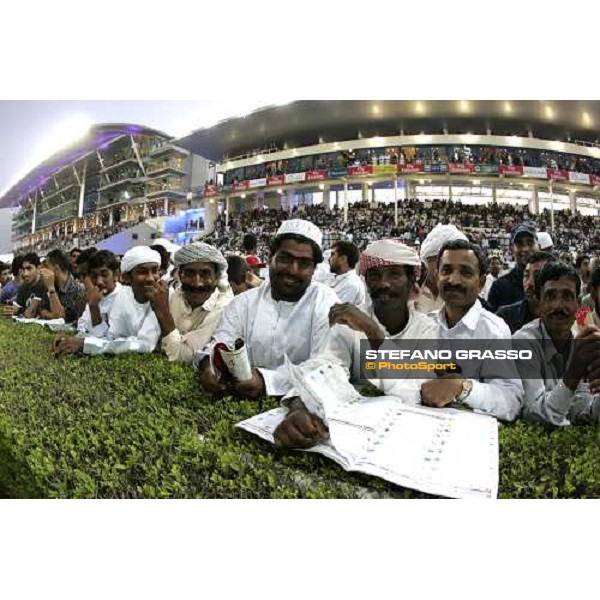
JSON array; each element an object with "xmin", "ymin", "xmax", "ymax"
[
  {"xmin": 284, "ymin": 172, "xmax": 306, "ymax": 184},
  {"xmin": 522, "ymin": 166, "xmax": 548, "ymax": 179},
  {"xmin": 305, "ymin": 169, "xmax": 329, "ymax": 181},
  {"xmin": 499, "ymin": 165, "xmax": 523, "ymax": 176}
]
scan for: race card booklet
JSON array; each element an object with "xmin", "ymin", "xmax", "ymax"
[
  {"xmin": 211, "ymin": 338, "xmax": 253, "ymax": 382},
  {"xmin": 236, "ymin": 361, "xmax": 499, "ymax": 499}
]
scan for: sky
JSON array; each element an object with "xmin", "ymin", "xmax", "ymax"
[{"xmin": 0, "ymin": 100, "xmax": 293, "ymax": 198}]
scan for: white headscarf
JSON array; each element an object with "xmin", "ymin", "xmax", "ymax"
[
  {"xmin": 120, "ymin": 246, "xmax": 162, "ymax": 274},
  {"xmin": 419, "ymin": 224, "xmax": 468, "ymax": 262}
]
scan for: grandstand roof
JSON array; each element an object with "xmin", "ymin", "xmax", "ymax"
[
  {"xmin": 176, "ymin": 100, "xmax": 600, "ymax": 162},
  {"xmin": 0, "ymin": 123, "xmax": 171, "ymax": 209}
]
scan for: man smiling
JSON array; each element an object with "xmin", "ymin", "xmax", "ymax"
[
  {"xmin": 53, "ymin": 246, "xmax": 162, "ymax": 356},
  {"xmin": 197, "ymin": 219, "xmax": 339, "ymax": 399},
  {"xmin": 146, "ymin": 243, "xmax": 234, "ymax": 364},
  {"xmin": 422, "ymin": 239, "xmax": 523, "ymax": 421}
]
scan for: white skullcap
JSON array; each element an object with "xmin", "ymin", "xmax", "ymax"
[
  {"xmin": 174, "ymin": 242, "xmax": 230, "ymax": 291},
  {"xmin": 121, "ymin": 246, "xmax": 162, "ymax": 274},
  {"xmin": 419, "ymin": 224, "xmax": 468, "ymax": 262},
  {"xmin": 537, "ymin": 231, "xmax": 554, "ymax": 249},
  {"xmin": 359, "ymin": 239, "xmax": 422, "ymax": 279},
  {"xmin": 276, "ymin": 219, "xmax": 323, "ymax": 248}
]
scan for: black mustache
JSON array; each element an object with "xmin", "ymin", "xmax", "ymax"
[
  {"xmin": 442, "ymin": 285, "xmax": 467, "ymax": 294},
  {"xmin": 370, "ymin": 289, "xmax": 403, "ymax": 299},
  {"xmin": 276, "ymin": 274, "xmax": 302, "ymax": 285},
  {"xmin": 181, "ymin": 284, "xmax": 214, "ymax": 294},
  {"xmin": 549, "ymin": 311, "xmax": 569, "ymax": 318}
]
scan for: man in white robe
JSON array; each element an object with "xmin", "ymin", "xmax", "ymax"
[
  {"xmin": 329, "ymin": 240, "xmax": 366, "ymax": 306},
  {"xmin": 197, "ymin": 219, "xmax": 339, "ymax": 399},
  {"xmin": 52, "ymin": 246, "xmax": 162, "ymax": 356}
]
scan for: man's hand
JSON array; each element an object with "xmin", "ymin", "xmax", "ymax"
[
  {"xmin": 232, "ymin": 368, "xmax": 266, "ymax": 399},
  {"xmin": 420, "ymin": 377, "xmax": 464, "ymax": 408},
  {"xmin": 329, "ymin": 303, "xmax": 384, "ymax": 340},
  {"xmin": 52, "ymin": 336, "xmax": 84, "ymax": 357},
  {"xmin": 274, "ymin": 400, "xmax": 329, "ymax": 449},
  {"xmin": 85, "ymin": 283, "xmax": 104, "ymax": 307},
  {"xmin": 146, "ymin": 280, "xmax": 171, "ymax": 313},
  {"xmin": 39, "ymin": 267, "xmax": 56, "ymax": 290},
  {"xmin": 198, "ymin": 356, "xmax": 228, "ymax": 395},
  {"xmin": 564, "ymin": 326, "xmax": 600, "ymax": 390}
]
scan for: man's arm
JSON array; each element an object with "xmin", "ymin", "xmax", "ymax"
[{"xmin": 83, "ymin": 310, "xmax": 161, "ymax": 355}]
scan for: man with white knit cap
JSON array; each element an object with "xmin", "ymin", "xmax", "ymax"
[
  {"xmin": 274, "ymin": 240, "xmax": 439, "ymax": 449},
  {"xmin": 197, "ymin": 219, "xmax": 339, "ymax": 399},
  {"xmin": 145, "ymin": 242, "xmax": 234, "ymax": 364},
  {"xmin": 53, "ymin": 245, "xmax": 162, "ymax": 356},
  {"xmin": 415, "ymin": 223, "xmax": 468, "ymax": 313}
]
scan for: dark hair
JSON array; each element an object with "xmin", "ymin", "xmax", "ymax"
[
  {"xmin": 0, "ymin": 261, "xmax": 9, "ymax": 273},
  {"xmin": 528, "ymin": 251, "xmax": 557, "ymax": 266},
  {"xmin": 46, "ymin": 249, "xmax": 72, "ymax": 274},
  {"xmin": 150, "ymin": 245, "xmax": 170, "ymax": 272},
  {"xmin": 21, "ymin": 252, "xmax": 40, "ymax": 268},
  {"xmin": 332, "ymin": 241, "xmax": 360, "ymax": 268},
  {"xmin": 88, "ymin": 250, "xmax": 120, "ymax": 272},
  {"xmin": 76, "ymin": 247, "xmax": 98, "ymax": 266},
  {"xmin": 226, "ymin": 255, "xmax": 249, "ymax": 285},
  {"xmin": 242, "ymin": 233, "xmax": 257, "ymax": 253},
  {"xmin": 536, "ymin": 262, "xmax": 581, "ymax": 299},
  {"xmin": 11, "ymin": 255, "xmax": 25, "ymax": 277},
  {"xmin": 575, "ymin": 254, "xmax": 591, "ymax": 269},
  {"xmin": 589, "ymin": 265, "xmax": 600, "ymax": 293},
  {"xmin": 269, "ymin": 233, "xmax": 323, "ymax": 264},
  {"xmin": 437, "ymin": 239, "xmax": 487, "ymax": 277},
  {"xmin": 70, "ymin": 247, "xmax": 81, "ymax": 257}
]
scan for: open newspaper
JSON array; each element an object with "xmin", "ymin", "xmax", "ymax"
[{"xmin": 236, "ymin": 358, "xmax": 499, "ymax": 499}]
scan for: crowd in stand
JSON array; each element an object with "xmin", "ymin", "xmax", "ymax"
[
  {"xmin": 2, "ymin": 209, "xmax": 600, "ymax": 437},
  {"xmin": 208, "ymin": 199, "xmax": 600, "ymax": 258}
]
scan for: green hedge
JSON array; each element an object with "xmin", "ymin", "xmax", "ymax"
[{"xmin": 0, "ymin": 320, "xmax": 598, "ymax": 498}]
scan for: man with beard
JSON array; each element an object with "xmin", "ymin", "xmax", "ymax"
[
  {"xmin": 421, "ymin": 239, "xmax": 523, "ymax": 421},
  {"xmin": 76, "ymin": 250, "xmax": 123, "ymax": 337},
  {"xmin": 197, "ymin": 219, "xmax": 339, "ymax": 399},
  {"xmin": 273, "ymin": 240, "xmax": 439, "ymax": 449},
  {"xmin": 53, "ymin": 246, "xmax": 162, "ymax": 356},
  {"xmin": 513, "ymin": 262, "xmax": 600, "ymax": 426},
  {"xmin": 226, "ymin": 255, "xmax": 263, "ymax": 296},
  {"xmin": 146, "ymin": 243, "xmax": 234, "ymax": 364},
  {"xmin": 575, "ymin": 254, "xmax": 591, "ymax": 290},
  {"xmin": 414, "ymin": 223, "xmax": 468, "ymax": 313},
  {"xmin": 488, "ymin": 222, "xmax": 540, "ymax": 312},
  {"xmin": 328, "ymin": 240, "xmax": 365, "ymax": 305},
  {"xmin": 496, "ymin": 251, "xmax": 556, "ymax": 334}
]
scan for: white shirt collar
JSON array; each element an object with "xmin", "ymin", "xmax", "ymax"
[{"xmin": 435, "ymin": 299, "xmax": 483, "ymax": 331}]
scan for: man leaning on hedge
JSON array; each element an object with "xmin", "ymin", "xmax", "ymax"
[{"xmin": 53, "ymin": 246, "xmax": 162, "ymax": 357}]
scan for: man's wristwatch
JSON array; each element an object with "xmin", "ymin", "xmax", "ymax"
[
  {"xmin": 47, "ymin": 289, "xmax": 57, "ymax": 298},
  {"xmin": 454, "ymin": 379, "xmax": 473, "ymax": 406}
]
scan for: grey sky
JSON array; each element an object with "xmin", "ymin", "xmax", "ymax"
[{"xmin": 0, "ymin": 100, "xmax": 290, "ymax": 197}]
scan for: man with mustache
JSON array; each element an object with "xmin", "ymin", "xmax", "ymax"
[
  {"xmin": 52, "ymin": 246, "xmax": 162, "ymax": 356},
  {"xmin": 146, "ymin": 243, "xmax": 234, "ymax": 364},
  {"xmin": 273, "ymin": 240, "xmax": 439, "ymax": 449},
  {"xmin": 76, "ymin": 250, "xmax": 122, "ymax": 337},
  {"xmin": 488, "ymin": 222, "xmax": 540, "ymax": 312},
  {"xmin": 421, "ymin": 239, "xmax": 523, "ymax": 421},
  {"xmin": 197, "ymin": 219, "xmax": 339, "ymax": 399},
  {"xmin": 513, "ymin": 262, "xmax": 600, "ymax": 426},
  {"xmin": 414, "ymin": 223, "xmax": 468, "ymax": 313},
  {"xmin": 496, "ymin": 251, "xmax": 556, "ymax": 334}
]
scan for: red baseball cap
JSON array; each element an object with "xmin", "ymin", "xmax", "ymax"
[{"xmin": 245, "ymin": 255, "xmax": 267, "ymax": 268}]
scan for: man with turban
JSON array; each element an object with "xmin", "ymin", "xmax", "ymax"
[
  {"xmin": 273, "ymin": 240, "xmax": 439, "ymax": 449},
  {"xmin": 52, "ymin": 246, "xmax": 162, "ymax": 356},
  {"xmin": 197, "ymin": 219, "xmax": 339, "ymax": 399},
  {"xmin": 145, "ymin": 242, "xmax": 234, "ymax": 364},
  {"xmin": 415, "ymin": 223, "xmax": 468, "ymax": 313}
]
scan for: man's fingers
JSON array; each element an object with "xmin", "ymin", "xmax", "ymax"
[{"xmin": 276, "ymin": 421, "xmax": 317, "ymax": 449}]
